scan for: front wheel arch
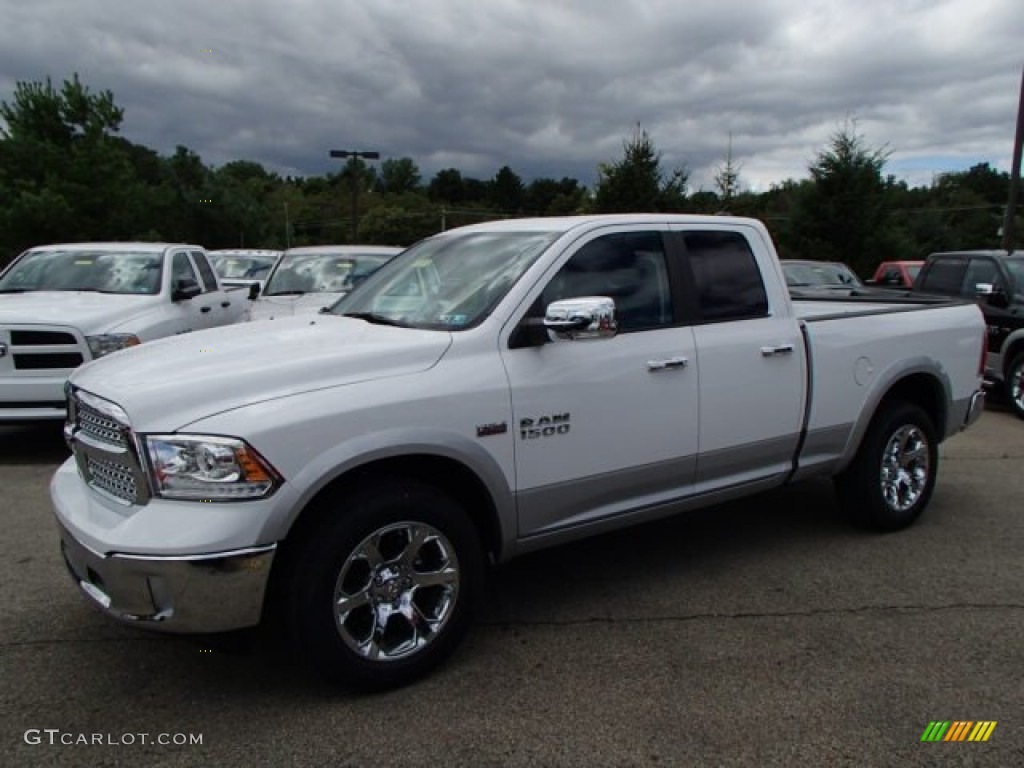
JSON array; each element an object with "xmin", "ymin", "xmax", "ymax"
[{"xmin": 279, "ymin": 477, "xmax": 486, "ymax": 690}]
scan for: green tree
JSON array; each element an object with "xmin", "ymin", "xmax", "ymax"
[
  {"xmin": 713, "ymin": 134, "xmax": 742, "ymax": 210},
  {"xmin": 792, "ymin": 119, "xmax": 891, "ymax": 275},
  {"xmin": 489, "ymin": 165, "xmax": 524, "ymax": 212},
  {"xmin": 592, "ymin": 127, "xmax": 688, "ymax": 213},
  {"xmin": 428, "ymin": 168, "xmax": 465, "ymax": 203},
  {"xmin": 375, "ymin": 157, "xmax": 422, "ymax": 195},
  {"xmin": 0, "ymin": 73, "xmax": 140, "ymax": 255}
]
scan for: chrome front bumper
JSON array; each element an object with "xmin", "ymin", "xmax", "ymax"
[{"xmin": 58, "ymin": 523, "xmax": 276, "ymax": 633}]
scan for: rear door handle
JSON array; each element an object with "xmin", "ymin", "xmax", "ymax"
[
  {"xmin": 647, "ymin": 356, "xmax": 689, "ymax": 371},
  {"xmin": 221, "ymin": 301, "xmax": 231, "ymax": 308},
  {"xmin": 200, "ymin": 306, "xmax": 212, "ymax": 314},
  {"xmin": 760, "ymin": 344, "xmax": 794, "ymax": 357}
]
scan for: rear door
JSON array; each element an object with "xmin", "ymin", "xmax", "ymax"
[
  {"xmin": 669, "ymin": 225, "xmax": 806, "ymax": 491},
  {"xmin": 191, "ymin": 250, "xmax": 241, "ymax": 324}
]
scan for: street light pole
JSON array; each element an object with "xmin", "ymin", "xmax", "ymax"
[{"xmin": 329, "ymin": 149, "xmax": 380, "ymax": 242}]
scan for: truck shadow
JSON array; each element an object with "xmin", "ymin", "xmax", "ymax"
[
  {"xmin": 480, "ymin": 476, "xmax": 852, "ymax": 623},
  {"xmin": 0, "ymin": 423, "xmax": 70, "ymax": 464}
]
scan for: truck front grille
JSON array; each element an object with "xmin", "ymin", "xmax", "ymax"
[
  {"xmin": 66, "ymin": 388, "xmax": 149, "ymax": 506},
  {"xmin": 76, "ymin": 400, "xmax": 128, "ymax": 449},
  {"xmin": 14, "ymin": 352, "xmax": 84, "ymax": 369},
  {"xmin": 9, "ymin": 330, "xmax": 77, "ymax": 345},
  {"xmin": 85, "ymin": 456, "xmax": 138, "ymax": 502},
  {"xmin": 1, "ymin": 324, "xmax": 88, "ymax": 372}
]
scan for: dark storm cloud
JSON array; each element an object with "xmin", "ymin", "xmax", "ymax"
[{"xmin": 1, "ymin": 0, "xmax": 1021, "ymax": 191}]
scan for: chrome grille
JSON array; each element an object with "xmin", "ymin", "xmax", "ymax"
[
  {"xmin": 76, "ymin": 401, "xmax": 127, "ymax": 448},
  {"xmin": 67, "ymin": 388, "xmax": 148, "ymax": 506},
  {"xmin": 85, "ymin": 456, "xmax": 137, "ymax": 502}
]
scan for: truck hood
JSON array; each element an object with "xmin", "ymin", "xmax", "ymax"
[
  {"xmin": 70, "ymin": 316, "xmax": 452, "ymax": 430},
  {"xmin": 250, "ymin": 293, "xmax": 344, "ymax": 320},
  {"xmin": 0, "ymin": 291, "xmax": 156, "ymax": 333}
]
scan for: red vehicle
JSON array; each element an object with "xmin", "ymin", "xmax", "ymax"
[{"xmin": 868, "ymin": 260, "xmax": 924, "ymax": 288}]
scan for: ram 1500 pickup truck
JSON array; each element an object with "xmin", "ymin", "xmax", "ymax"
[
  {"xmin": 51, "ymin": 215, "xmax": 987, "ymax": 691},
  {"xmin": 0, "ymin": 242, "xmax": 249, "ymax": 421}
]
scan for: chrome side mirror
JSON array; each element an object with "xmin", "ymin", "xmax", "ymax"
[{"xmin": 543, "ymin": 297, "xmax": 617, "ymax": 341}]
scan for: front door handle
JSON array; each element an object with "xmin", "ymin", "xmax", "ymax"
[
  {"xmin": 760, "ymin": 344, "xmax": 794, "ymax": 357},
  {"xmin": 200, "ymin": 306, "xmax": 212, "ymax": 314},
  {"xmin": 647, "ymin": 356, "xmax": 689, "ymax": 371},
  {"xmin": 221, "ymin": 301, "xmax": 231, "ymax": 308}
]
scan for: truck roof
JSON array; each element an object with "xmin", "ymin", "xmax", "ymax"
[
  {"xmin": 27, "ymin": 242, "xmax": 201, "ymax": 252},
  {"xmin": 445, "ymin": 213, "xmax": 767, "ymax": 235},
  {"xmin": 282, "ymin": 245, "xmax": 403, "ymax": 256}
]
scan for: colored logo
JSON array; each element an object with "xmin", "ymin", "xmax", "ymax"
[{"xmin": 920, "ymin": 721, "xmax": 997, "ymax": 742}]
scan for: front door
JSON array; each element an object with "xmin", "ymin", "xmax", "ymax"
[{"xmin": 500, "ymin": 228, "xmax": 699, "ymax": 538}]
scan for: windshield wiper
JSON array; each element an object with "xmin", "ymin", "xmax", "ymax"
[
  {"xmin": 0, "ymin": 288, "xmax": 28, "ymax": 293},
  {"xmin": 263, "ymin": 290, "xmax": 306, "ymax": 296},
  {"xmin": 340, "ymin": 311, "xmax": 411, "ymax": 328}
]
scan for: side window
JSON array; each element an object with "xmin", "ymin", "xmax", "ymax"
[
  {"xmin": 540, "ymin": 231, "xmax": 673, "ymax": 332},
  {"xmin": 918, "ymin": 258, "xmax": 966, "ymax": 295},
  {"xmin": 961, "ymin": 258, "xmax": 999, "ymax": 297},
  {"xmin": 171, "ymin": 252, "xmax": 199, "ymax": 288},
  {"xmin": 191, "ymin": 251, "xmax": 219, "ymax": 293},
  {"xmin": 684, "ymin": 231, "xmax": 768, "ymax": 322}
]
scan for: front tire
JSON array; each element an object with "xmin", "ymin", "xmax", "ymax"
[
  {"xmin": 286, "ymin": 479, "xmax": 484, "ymax": 691},
  {"xmin": 835, "ymin": 400, "xmax": 938, "ymax": 532},
  {"xmin": 1007, "ymin": 353, "xmax": 1024, "ymax": 420}
]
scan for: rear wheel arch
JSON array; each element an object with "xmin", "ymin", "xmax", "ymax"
[{"xmin": 879, "ymin": 373, "xmax": 946, "ymax": 436}]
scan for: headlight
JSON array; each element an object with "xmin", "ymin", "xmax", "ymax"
[
  {"xmin": 143, "ymin": 435, "xmax": 280, "ymax": 500},
  {"xmin": 87, "ymin": 333, "xmax": 141, "ymax": 359}
]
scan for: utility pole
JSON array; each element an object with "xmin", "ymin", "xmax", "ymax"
[
  {"xmin": 329, "ymin": 150, "xmax": 380, "ymax": 242},
  {"xmin": 1002, "ymin": 65, "xmax": 1024, "ymax": 251}
]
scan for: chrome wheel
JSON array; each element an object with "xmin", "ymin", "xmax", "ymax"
[
  {"xmin": 333, "ymin": 521, "xmax": 460, "ymax": 662},
  {"xmin": 879, "ymin": 424, "xmax": 930, "ymax": 513},
  {"xmin": 1010, "ymin": 357, "xmax": 1024, "ymax": 417}
]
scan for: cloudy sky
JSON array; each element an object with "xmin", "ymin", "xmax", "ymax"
[{"xmin": 1, "ymin": 0, "xmax": 1022, "ymax": 193}]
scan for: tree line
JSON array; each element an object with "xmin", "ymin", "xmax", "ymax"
[{"xmin": 1, "ymin": 74, "xmax": 1019, "ymax": 279}]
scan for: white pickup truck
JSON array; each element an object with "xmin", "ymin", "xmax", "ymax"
[
  {"xmin": 0, "ymin": 242, "xmax": 249, "ymax": 421},
  {"xmin": 51, "ymin": 215, "xmax": 986, "ymax": 691}
]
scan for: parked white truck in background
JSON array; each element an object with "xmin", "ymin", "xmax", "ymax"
[
  {"xmin": 249, "ymin": 245, "xmax": 402, "ymax": 320},
  {"xmin": 52, "ymin": 215, "xmax": 987, "ymax": 691},
  {"xmin": 0, "ymin": 242, "xmax": 249, "ymax": 421}
]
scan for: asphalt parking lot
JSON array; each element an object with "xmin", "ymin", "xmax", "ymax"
[{"xmin": 1, "ymin": 401, "xmax": 1022, "ymax": 767}]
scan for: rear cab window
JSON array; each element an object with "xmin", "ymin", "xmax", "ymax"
[{"xmin": 682, "ymin": 231, "xmax": 769, "ymax": 322}]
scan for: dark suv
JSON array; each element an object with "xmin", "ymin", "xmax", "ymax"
[{"xmin": 912, "ymin": 250, "xmax": 1024, "ymax": 419}]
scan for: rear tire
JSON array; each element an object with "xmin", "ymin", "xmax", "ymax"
[
  {"xmin": 1007, "ymin": 353, "xmax": 1024, "ymax": 420},
  {"xmin": 286, "ymin": 479, "xmax": 484, "ymax": 692},
  {"xmin": 835, "ymin": 400, "xmax": 938, "ymax": 532}
]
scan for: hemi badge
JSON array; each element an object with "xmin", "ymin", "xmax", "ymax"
[{"xmin": 476, "ymin": 422, "xmax": 508, "ymax": 437}]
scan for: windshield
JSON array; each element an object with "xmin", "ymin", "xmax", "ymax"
[
  {"xmin": 263, "ymin": 251, "xmax": 396, "ymax": 295},
  {"xmin": 784, "ymin": 262, "xmax": 862, "ymax": 287},
  {"xmin": 1006, "ymin": 258, "xmax": 1024, "ymax": 291},
  {"xmin": 329, "ymin": 231, "xmax": 559, "ymax": 330},
  {"xmin": 210, "ymin": 254, "xmax": 278, "ymax": 280},
  {"xmin": 0, "ymin": 249, "xmax": 163, "ymax": 294}
]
